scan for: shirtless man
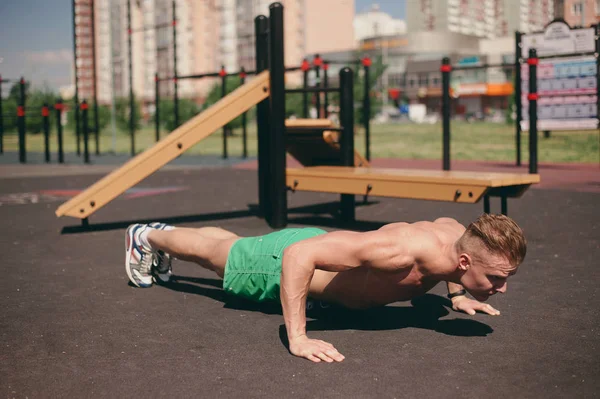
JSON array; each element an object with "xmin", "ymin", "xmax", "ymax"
[{"xmin": 125, "ymin": 213, "xmax": 527, "ymax": 363}]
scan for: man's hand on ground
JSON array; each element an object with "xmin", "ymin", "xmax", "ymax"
[
  {"xmin": 289, "ymin": 335, "xmax": 345, "ymax": 363},
  {"xmin": 451, "ymin": 296, "xmax": 500, "ymax": 316}
]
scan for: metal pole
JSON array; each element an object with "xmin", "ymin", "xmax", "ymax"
[
  {"xmin": 268, "ymin": 2, "xmax": 287, "ymax": 228},
  {"xmin": 82, "ymin": 100, "xmax": 90, "ymax": 164},
  {"xmin": 323, "ymin": 63, "xmax": 329, "ymax": 118},
  {"xmin": 56, "ymin": 100, "xmax": 64, "ymax": 163},
  {"xmin": 363, "ymin": 57, "xmax": 371, "ymax": 161},
  {"xmin": 302, "ymin": 59, "xmax": 309, "ymax": 118},
  {"xmin": 127, "ymin": 0, "xmax": 135, "ymax": 156},
  {"xmin": 596, "ymin": 23, "xmax": 600, "ymax": 168},
  {"xmin": 441, "ymin": 57, "xmax": 451, "ymax": 171},
  {"xmin": 72, "ymin": 0, "xmax": 81, "ymax": 156},
  {"xmin": 528, "ymin": 48, "xmax": 538, "ymax": 174},
  {"xmin": 255, "ymin": 15, "xmax": 270, "ymax": 218},
  {"xmin": 0, "ymin": 77, "xmax": 3, "ymax": 154},
  {"xmin": 91, "ymin": 0, "xmax": 100, "ymax": 155},
  {"xmin": 43, "ymin": 104, "xmax": 50, "ymax": 162},
  {"xmin": 339, "ymin": 67, "xmax": 355, "ymax": 222},
  {"xmin": 18, "ymin": 77, "xmax": 26, "ymax": 163},
  {"xmin": 155, "ymin": 73, "xmax": 160, "ymax": 141},
  {"xmin": 515, "ymin": 31, "xmax": 522, "ymax": 166},
  {"xmin": 172, "ymin": 0, "xmax": 179, "ymax": 128},
  {"xmin": 240, "ymin": 68, "xmax": 248, "ymax": 158},
  {"xmin": 220, "ymin": 66, "xmax": 228, "ymax": 159},
  {"xmin": 314, "ymin": 55, "xmax": 321, "ymax": 117}
]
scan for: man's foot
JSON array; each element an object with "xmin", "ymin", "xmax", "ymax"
[
  {"xmin": 125, "ymin": 224, "xmax": 156, "ymax": 288},
  {"xmin": 149, "ymin": 222, "xmax": 173, "ymax": 284}
]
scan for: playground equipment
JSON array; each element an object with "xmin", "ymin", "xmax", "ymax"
[
  {"xmin": 55, "ymin": 2, "xmax": 540, "ymax": 228},
  {"xmin": 55, "ymin": 71, "xmax": 270, "ymax": 224},
  {"xmin": 256, "ymin": 3, "xmax": 540, "ymax": 229}
]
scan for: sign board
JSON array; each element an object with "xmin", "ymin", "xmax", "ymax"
[{"xmin": 520, "ymin": 21, "xmax": 598, "ymax": 131}]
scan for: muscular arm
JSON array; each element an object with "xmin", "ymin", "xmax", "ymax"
[{"xmin": 280, "ymin": 229, "xmax": 415, "ymax": 344}]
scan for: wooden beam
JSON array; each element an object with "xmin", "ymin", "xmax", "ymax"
[
  {"xmin": 56, "ymin": 71, "xmax": 271, "ymax": 219},
  {"xmin": 285, "ymin": 118, "xmax": 333, "ymax": 128},
  {"xmin": 286, "ymin": 166, "xmax": 540, "ymax": 203}
]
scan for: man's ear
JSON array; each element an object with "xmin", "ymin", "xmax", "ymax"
[{"xmin": 458, "ymin": 253, "xmax": 472, "ymax": 272}]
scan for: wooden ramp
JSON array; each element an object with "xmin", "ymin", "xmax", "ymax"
[
  {"xmin": 56, "ymin": 71, "xmax": 271, "ymax": 220},
  {"xmin": 286, "ymin": 166, "xmax": 540, "ymax": 204},
  {"xmin": 285, "ymin": 119, "xmax": 369, "ymax": 167}
]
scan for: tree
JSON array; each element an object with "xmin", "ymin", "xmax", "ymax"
[
  {"xmin": 155, "ymin": 98, "xmax": 201, "ymax": 132},
  {"xmin": 66, "ymin": 103, "xmax": 111, "ymax": 133}
]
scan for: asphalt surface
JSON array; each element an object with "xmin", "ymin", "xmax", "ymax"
[{"xmin": 0, "ymin": 165, "xmax": 598, "ymax": 398}]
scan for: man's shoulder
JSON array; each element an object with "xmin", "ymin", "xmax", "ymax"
[{"xmin": 433, "ymin": 217, "xmax": 461, "ymax": 225}]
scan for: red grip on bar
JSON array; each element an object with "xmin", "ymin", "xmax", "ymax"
[
  {"xmin": 172, "ymin": 77, "xmax": 177, "ymax": 82},
  {"xmin": 440, "ymin": 65, "xmax": 452, "ymax": 72},
  {"xmin": 323, "ymin": 63, "xmax": 329, "ymax": 71},
  {"xmin": 301, "ymin": 59, "xmax": 310, "ymax": 71},
  {"xmin": 155, "ymin": 75, "xmax": 159, "ymax": 82},
  {"xmin": 20, "ymin": 78, "xmax": 25, "ymax": 84},
  {"xmin": 128, "ymin": 28, "xmax": 132, "ymax": 35},
  {"xmin": 219, "ymin": 68, "xmax": 226, "ymax": 77},
  {"xmin": 239, "ymin": 71, "xmax": 247, "ymax": 79},
  {"xmin": 17, "ymin": 106, "xmax": 25, "ymax": 117},
  {"xmin": 527, "ymin": 58, "xmax": 538, "ymax": 65},
  {"xmin": 80, "ymin": 102, "xmax": 88, "ymax": 110},
  {"xmin": 313, "ymin": 56, "xmax": 323, "ymax": 67},
  {"xmin": 527, "ymin": 93, "xmax": 539, "ymax": 101},
  {"xmin": 172, "ymin": 20, "xmax": 177, "ymax": 26},
  {"xmin": 42, "ymin": 107, "xmax": 49, "ymax": 117},
  {"xmin": 55, "ymin": 103, "xmax": 64, "ymax": 111},
  {"xmin": 361, "ymin": 57, "xmax": 372, "ymax": 67}
]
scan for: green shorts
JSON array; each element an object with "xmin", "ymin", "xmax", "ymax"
[{"xmin": 222, "ymin": 227, "xmax": 327, "ymax": 303}]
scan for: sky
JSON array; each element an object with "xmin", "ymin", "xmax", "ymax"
[{"xmin": 0, "ymin": 0, "xmax": 406, "ymax": 92}]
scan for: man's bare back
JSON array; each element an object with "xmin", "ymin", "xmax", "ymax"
[{"xmin": 304, "ymin": 219, "xmax": 466, "ymax": 309}]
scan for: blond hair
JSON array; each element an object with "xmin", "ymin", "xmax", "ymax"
[{"xmin": 457, "ymin": 214, "xmax": 527, "ymax": 268}]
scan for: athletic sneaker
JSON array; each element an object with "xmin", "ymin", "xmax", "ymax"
[
  {"xmin": 149, "ymin": 222, "xmax": 173, "ymax": 284},
  {"xmin": 125, "ymin": 224, "xmax": 156, "ymax": 288}
]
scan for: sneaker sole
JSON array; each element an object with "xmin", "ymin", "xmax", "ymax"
[{"xmin": 125, "ymin": 225, "xmax": 152, "ymax": 288}]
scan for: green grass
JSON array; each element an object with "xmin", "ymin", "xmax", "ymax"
[{"xmin": 2, "ymin": 121, "xmax": 599, "ymax": 164}]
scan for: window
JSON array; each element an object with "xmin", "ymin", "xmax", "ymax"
[{"xmin": 572, "ymin": 2, "xmax": 583, "ymax": 15}]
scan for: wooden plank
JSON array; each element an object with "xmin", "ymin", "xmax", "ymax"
[
  {"xmin": 286, "ymin": 166, "xmax": 540, "ymax": 203},
  {"xmin": 56, "ymin": 71, "xmax": 271, "ymax": 219},
  {"xmin": 287, "ymin": 166, "xmax": 540, "ymax": 187}
]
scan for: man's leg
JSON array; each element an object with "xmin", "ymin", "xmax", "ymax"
[{"xmin": 147, "ymin": 226, "xmax": 240, "ymax": 278}]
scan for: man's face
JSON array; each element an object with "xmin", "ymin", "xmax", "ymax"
[{"xmin": 459, "ymin": 253, "xmax": 516, "ymax": 302}]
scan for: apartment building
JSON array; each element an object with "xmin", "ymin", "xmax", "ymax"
[
  {"xmin": 77, "ymin": 0, "xmax": 354, "ymax": 109},
  {"xmin": 407, "ymin": 0, "xmax": 554, "ymax": 38},
  {"xmin": 555, "ymin": 0, "xmax": 600, "ymax": 27}
]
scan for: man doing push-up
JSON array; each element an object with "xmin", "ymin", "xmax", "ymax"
[{"xmin": 125, "ymin": 214, "xmax": 526, "ymax": 363}]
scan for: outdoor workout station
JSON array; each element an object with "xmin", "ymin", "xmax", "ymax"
[{"xmin": 55, "ymin": 2, "xmax": 541, "ymax": 228}]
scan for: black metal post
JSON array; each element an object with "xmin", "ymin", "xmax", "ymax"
[
  {"xmin": 18, "ymin": 77, "xmax": 26, "ymax": 163},
  {"xmin": 302, "ymin": 59, "xmax": 309, "ymax": 118},
  {"xmin": 55, "ymin": 100, "xmax": 64, "ymax": 164},
  {"xmin": 441, "ymin": 57, "xmax": 451, "ymax": 171},
  {"xmin": 322, "ymin": 63, "xmax": 330, "ymax": 118},
  {"xmin": 172, "ymin": 0, "xmax": 179, "ymax": 128},
  {"xmin": 72, "ymin": 0, "xmax": 80, "ymax": 156},
  {"xmin": 240, "ymin": 68, "xmax": 248, "ymax": 158},
  {"xmin": 515, "ymin": 31, "xmax": 522, "ymax": 166},
  {"xmin": 339, "ymin": 67, "xmax": 355, "ymax": 223},
  {"xmin": 127, "ymin": 0, "xmax": 135, "ymax": 156},
  {"xmin": 528, "ymin": 48, "xmax": 538, "ymax": 174},
  {"xmin": 268, "ymin": 2, "xmax": 287, "ymax": 228},
  {"xmin": 91, "ymin": 0, "xmax": 99, "ymax": 155},
  {"xmin": 43, "ymin": 104, "xmax": 50, "ymax": 162},
  {"xmin": 314, "ymin": 55, "xmax": 321, "ymax": 117},
  {"xmin": 82, "ymin": 100, "xmax": 90, "ymax": 164},
  {"xmin": 596, "ymin": 23, "xmax": 600, "ymax": 168},
  {"xmin": 221, "ymin": 66, "xmax": 228, "ymax": 159},
  {"xmin": 0, "ymin": 77, "xmax": 3, "ymax": 154},
  {"xmin": 155, "ymin": 73, "xmax": 160, "ymax": 141},
  {"xmin": 363, "ymin": 57, "xmax": 371, "ymax": 161},
  {"xmin": 255, "ymin": 15, "xmax": 270, "ymax": 218}
]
